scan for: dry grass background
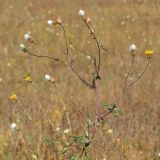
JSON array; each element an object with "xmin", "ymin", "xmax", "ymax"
[{"xmin": 0, "ymin": 0, "xmax": 160, "ymax": 159}]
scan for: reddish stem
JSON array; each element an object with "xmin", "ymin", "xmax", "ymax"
[{"xmin": 91, "ymin": 80, "xmax": 99, "ymax": 139}]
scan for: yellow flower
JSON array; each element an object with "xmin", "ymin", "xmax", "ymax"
[
  {"xmin": 9, "ymin": 94, "xmax": 18, "ymax": 101},
  {"xmin": 107, "ymin": 129, "xmax": 113, "ymax": 134},
  {"xmin": 31, "ymin": 154, "xmax": 37, "ymax": 160},
  {"xmin": 145, "ymin": 50, "xmax": 154, "ymax": 57},
  {"xmin": 24, "ymin": 76, "xmax": 32, "ymax": 82}
]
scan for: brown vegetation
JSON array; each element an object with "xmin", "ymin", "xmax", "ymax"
[{"xmin": 0, "ymin": 0, "xmax": 159, "ymax": 159}]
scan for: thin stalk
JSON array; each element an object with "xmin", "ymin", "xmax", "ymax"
[
  {"xmin": 22, "ymin": 107, "xmax": 32, "ymax": 121},
  {"xmin": 26, "ymin": 49, "xmax": 93, "ymax": 89},
  {"xmin": 71, "ymin": 66, "xmax": 94, "ymax": 89},
  {"xmin": 100, "ymin": 44, "xmax": 109, "ymax": 53},
  {"xmin": 31, "ymin": 82, "xmax": 39, "ymax": 88},
  {"xmin": 73, "ymin": 108, "xmax": 89, "ymax": 124},
  {"xmin": 97, "ymin": 106, "xmax": 115, "ymax": 121},
  {"xmin": 66, "ymin": 111, "xmax": 72, "ymax": 134},
  {"xmin": 30, "ymin": 40, "xmax": 55, "ymax": 58},
  {"xmin": 59, "ymin": 24, "xmax": 69, "ymax": 55},
  {"xmin": 26, "ymin": 50, "xmax": 59, "ymax": 61},
  {"xmin": 60, "ymin": 60, "xmax": 94, "ymax": 88},
  {"xmin": 17, "ymin": 101, "xmax": 32, "ymax": 121},
  {"xmin": 57, "ymin": 24, "xmax": 95, "ymax": 88},
  {"xmin": 84, "ymin": 20, "xmax": 101, "ymax": 78},
  {"xmin": 122, "ymin": 55, "xmax": 135, "ymax": 95},
  {"xmin": 57, "ymin": 22, "xmax": 92, "ymax": 57},
  {"xmin": 67, "ymin": 38, "xmax": 92, "ymax": 57},
  {"xmin": 126, "ymin": 58, "xmax": 151, "ymax": 89}
]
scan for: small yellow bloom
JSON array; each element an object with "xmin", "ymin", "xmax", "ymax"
[
  {"xmin": 107, "ymin": 129, "xmax": 113, "ymax": 134},
  {"xmin": 31, "ymin": 154, "xmax": 37, "ymax": 160},
  {"xmin": 145, "ymin": 50, "xmax": 154, "ymax": 57},
  {"xmin": 24, "ymin": 76, "xmax": 32, "ymax": 82},
  {"xmin": 9, "ymin": 94, "xmax": 18, "ymax": 101}
]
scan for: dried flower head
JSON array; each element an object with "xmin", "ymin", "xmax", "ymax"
[
  {"xmin": 24, "ymin": 33, "xmax": 30, "ymax": 41},
  {"xmin": 86, "ymin": 17, "xmax": 91, "ymax": 23},
  {"xmin": 45, "ymin": 74, "xmax": 51, "ymax": 81},
  {"xmin": 129, "ymin": 44, "xmax": 137, "ymax": 54},
  {"xmin": 47, "ymin": 19, "xmax": 54, "ymax": 26},
  {"xmin": 56, "ymin": 17, "xmax": 62, "ymax": 24},
  {"xmin": 10, "ymin": 122, "xmax": 17, "ymax": 130},
  {"xmin": 79, "ymin": 9, "xmax": 85, "ymax": 16},
  {"xmin": 9, "ymin": 94, "xmax": 18, "ymax": 102}
]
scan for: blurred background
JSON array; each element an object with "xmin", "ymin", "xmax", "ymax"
[{"xmin": 0, "ymin": 0, "xmax": 159, "ymax": 159}]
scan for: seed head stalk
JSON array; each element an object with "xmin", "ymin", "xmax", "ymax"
[
  {"xmin": 83, "ymin": 19, "xmax": 101, "ymax": 79},
  {"xmin": 122, "ymin": 54, "xmax": 135, "ymax": 95}
]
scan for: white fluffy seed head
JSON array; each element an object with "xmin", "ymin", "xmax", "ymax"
[
  {"xmin": 129, "ymin": 44, "xmax": 137, "ymax": 52},
  {"xmin": 24, "ymin": 33, "xmax": 30, "ymax": 41},
  {"xmin": 47, "ymin": 19, "xmax": 54, "ymax": 26},
  {"xmin": 45, "ymin": 74, "xmax": 51, "ymax": 81},
  {"xmin": 10, "ymin": 123, "xmax": 17, "ymax": 130},
  {"xmin": 20, "ymin": 43, "xmax": 26, "ymax": 50},
  {"xmin": 79, "ymin": 9, "xmax": 85, "ymax": 16}
]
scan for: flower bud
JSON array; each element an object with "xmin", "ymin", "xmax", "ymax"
[
  {"xmin": 86, "ymin": 17, "xmax": 91, "ymax": 23},
  {"xmin": 56, "ymin": 17, "xmax": 62, "ymax": 24}
]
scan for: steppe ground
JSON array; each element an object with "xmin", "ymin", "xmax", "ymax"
[{"xmin": 0, "ymin": 0, "xmax": 159, "ymax": 160}]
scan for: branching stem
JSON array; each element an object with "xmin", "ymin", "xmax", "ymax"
[
  {"xmin": 83, "ymin": 20, "xmax": 101, "ymax": 79},
  {"xmin": 26, "ymin": 50, "xmax": 59, "ymax": 61}
]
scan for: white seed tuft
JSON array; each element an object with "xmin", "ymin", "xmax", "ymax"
[
  {"xmin": 10, "ymin": 123, "xmax": 17, "ymax": 130},
  {"xmin": 24, "ymin": 33, "xmax": 30, "ymax": 41},
  {"xmin": 20, "ymin": 43, "xmax": 26, "ymax": 50},
  {"xmin": 47, "ymin": 19, "xmax": 54, "ymax": 26},
  {"xmin": 79, "ymin": 9, "xmax": 85, "ymax": 16},
  {"xmin": 44, "ymin": 74, "xmax": 51, "ymax": 81},
  {"xmin": 129, "ymin": 44, "xmax": 137, "ymax": 52}
]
